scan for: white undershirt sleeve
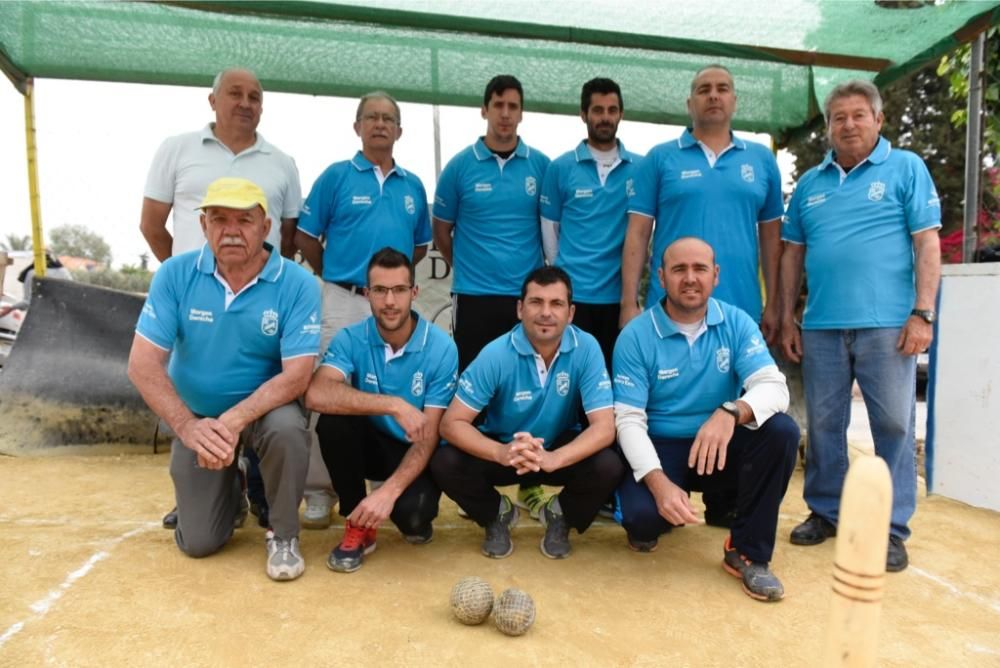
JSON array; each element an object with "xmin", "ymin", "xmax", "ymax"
[
  {"xmin": 541, "ymin": 217, "xmax": 560, "ymax": 265},
  {"xmin": 739, "ymin": 364, "xmax": 789, "ymax": 430},
  {"xmin": 615, "ymin": 402, "xmax": 661, "ymax": 482}
]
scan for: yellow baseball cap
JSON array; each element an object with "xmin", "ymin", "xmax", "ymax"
[{"xmin": 198, "ymin": 177, "xmax": 268, "ymax": 215}]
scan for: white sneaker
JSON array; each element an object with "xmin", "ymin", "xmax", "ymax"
[
  {"xmin": 266, "ymin": 531, "xmax": 305, "ymax": 581},
  {"xmin": 302, "ymin": 497, "xmax": 333, "ymax": 530}
]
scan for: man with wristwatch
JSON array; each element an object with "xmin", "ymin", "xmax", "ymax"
[
  {"xmin": 779, "ymin": 79, "xmax": 942, "ymax": 573},
  {"xmin": 614, "ymin": 237, "xmax": 799, "ymax": 602}
]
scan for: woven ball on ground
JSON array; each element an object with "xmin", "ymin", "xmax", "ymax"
[
  {"xmin": 450, "ymin": 576, "xmax": 494, "ymax": 625},
  {"xmin": 493, "ymin": 588, "xmax": 536, "ymax": 636}
]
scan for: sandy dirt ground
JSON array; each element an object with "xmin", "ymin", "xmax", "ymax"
[{"xmin": 1, "ymin": 448, "xmax": 998, "ymax": 667}]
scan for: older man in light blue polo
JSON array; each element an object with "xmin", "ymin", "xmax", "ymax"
[
  {"xmin": 129, "ymin": 177, "xmax": 321, "ymax": 582},
  {"xmin": 780, "ymin": 79, "xmax": 942, "ymax": 572}
]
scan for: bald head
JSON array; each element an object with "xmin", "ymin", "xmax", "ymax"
[{"xmin": 663, "ymin": 236, "xmax": 716, "ymax": 267}]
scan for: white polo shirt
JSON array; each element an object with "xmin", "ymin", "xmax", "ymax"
[{"xmin": 144, "ymin": 124, "xmax": 303, "ymax": 255}]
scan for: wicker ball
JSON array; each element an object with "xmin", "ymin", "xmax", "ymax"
[
  {"xmin": 493, "ymin": 588, "xmax": 536, "ymax": 636},
  {"xmin": 450, "ymin": 576, "xmax": 494, "ymax": 625}
]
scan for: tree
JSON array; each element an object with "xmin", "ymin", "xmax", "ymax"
[
  {"xmin": 1, "ymin": 233, "xmax": 31, "ymax": 252},
  {"xmin": 48, "ymin": 224, "xmax": 112, "ymax": 265}
]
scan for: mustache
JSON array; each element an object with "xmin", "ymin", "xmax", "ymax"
[{"xmin": 220, "ymin": 236, "xmax": 246, "ymax": 247}]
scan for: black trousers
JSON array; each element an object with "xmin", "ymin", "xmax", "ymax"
[
  {"xmin": 617, "ymin": 413, "xmax": 799, "ymax": 563},
  {"xmin": 430, "ymin": 431, "xmax": 626, "ymax": 533},
  {"xmin": 570, "ymin": 302, "xmax": 620, "ymax": 373},
  {"xmin": 316, "ymin": 414, "xmax": 440, "ymax": 536},
  {"xmin": 452, "ymin": 293, "xmax": 520, "ymax": 372}
]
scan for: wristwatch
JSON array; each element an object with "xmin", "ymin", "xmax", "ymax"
[
  {"xmin": 720, "ymin": 401, "xmax": 741, "ymax": 423},
  {"xmin": 910, "ymin": 308, "xmax": 936, "ymax": 324}
]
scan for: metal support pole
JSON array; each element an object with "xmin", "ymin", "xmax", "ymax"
[
  {"xmin": 23, "ymin": 77, "xmax": 45, "ymax": 277},
  {"xmin": 433, "ymin": 104, "xmax": 442, "ymax": 179},
  {"xmin": 962, "ymin": 32, "xmax": 986, "ymax": 264}
]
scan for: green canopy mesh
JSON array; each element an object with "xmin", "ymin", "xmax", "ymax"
[{"xmin": 1, "ymin": 0, "xmax": 998, "ymax": 142}]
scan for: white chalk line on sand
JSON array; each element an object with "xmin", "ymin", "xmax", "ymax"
[
  {"xmin": 910, "ymin": 566, "xmax": 1000, "ymax": 616},
  {"xmin": 0, "ymin": 524, "xmax": 156, "ymax": 651}
]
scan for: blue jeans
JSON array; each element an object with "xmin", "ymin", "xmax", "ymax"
[{"xmin": 801, "ymin": 328, "xmax": 917, "ymax": 539}]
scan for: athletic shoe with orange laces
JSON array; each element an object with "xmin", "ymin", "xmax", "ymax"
[
  {"xmin": 722, "ymin": 535, "xmax": 784, "ymax": 602},
  {"xmin": 327, "ymin": 521, "xmax": 377, "ymax": 573}
]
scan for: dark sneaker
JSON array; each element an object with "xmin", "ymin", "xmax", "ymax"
[
  {"xmin": 515, "ymin": 485, "xmax": 547, "ymax": 521},
  {"xmin": 627, "ymin": 534, "xmax": 658, "ymax": 553},
  {"xmin": 265, "ymin": 532, "xmax": 305, "ymax": 581},
  {"xmin": 482, "ymin": 495, "xmax": 519, "ymax": 559},
  {"xmin": 539, "ymin": 496, "xmax": 571, "ymax": 559},
  {"xmin": 886, "ymin": 535, "xmax": 909, "ymax": 572},
  {"xmin": 234, "ymin": 493, "xmax": 249, "ymax": 529},
  {"xmin": 162, "ymin": 507, "xmax": 178, "ymax": 529},
  {"xmin": 790, "ymin": 512, "xmax": 837, "ymax": 546},
  {"xmin": 402, "ymin": 526, "xmax": 433, "ymax": 545},
  {"xmin": 162, "ymin": 502, "xmax": 247, "ymax": 530},
  {"xmin": 327, "ymin": 521, "xmax": 377, "ymax": 573},
  {"xmin": 250, "ymin": 501, "xmax": 270, "ymax": 529},
  {"xmin": 722, "ymin": 536, "xmax": 785, "ymax": 602}
]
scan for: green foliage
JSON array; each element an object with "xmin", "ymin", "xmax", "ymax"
[
  {"xmin": 1, "ymin": 233, "xmax": 32, "ymax": 252},
  {"xmin": 70, "ymin": 267, "xmax": 152, "ymax": 294},
  {"xmin": 48, "ymin": 224, "xmax": 112, "ymax": 265},
  {"xmin": 937, "ymin": 29, "xmax": 999, "ymax": 155}
]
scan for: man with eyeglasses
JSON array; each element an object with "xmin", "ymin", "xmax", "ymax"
[
  {"xmin": 294, "ymin": 91, "xmax": 433, "ymax": 530},
  {"xmin": 305, "ymin": 248, "xmax": 458, "ymax": 573}
]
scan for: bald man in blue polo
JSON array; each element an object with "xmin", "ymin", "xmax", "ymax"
[
  {"xmin": 431, "ymin": 266, "xmax": 624, "ymax": 560},
  {"xmin": 129, "ymin": 177, "xmax": 320, "ymax": 582}
]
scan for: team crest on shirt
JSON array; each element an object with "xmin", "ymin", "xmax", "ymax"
[
  {"xmin": 411, "ymin": 371, "xmax": 424, "ymax": 397},
  {"xmin": 404, "ymin": 195, "xmax": 416, "ymax": 214},
  {"xmin": 741, "ymin": 164, "xmax": 755, "ymax": 183},
  {"xmin": 555, "ymin": 371, "xmax": 570, "ymax": 397},
  {"xmin": 625, "ymin": 178, "xmax": 636, "ymax": 198},
  {"xmin": 716, "ymin": 347, "xmax": 731, "ymax": 373},
  {"xmin": 261, "ymin": 309, "xmax": 279, "ymax": 336},
  {"xmin": 868, "ymin": 180, "xmax": 886, "ymax": 202},
  {"xmin": 525, "ymin": 176, "xmax": 537, "ymax": 196}
]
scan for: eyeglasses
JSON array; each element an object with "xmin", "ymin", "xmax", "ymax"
[
  {"xmin": 368, "ymin": 284, "xmax": 412, "ymax": 298},
  {"xmin": 359, "ymin": 113, "xmax": 398, "ymax": 125}
]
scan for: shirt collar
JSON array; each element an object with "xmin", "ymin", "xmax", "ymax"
[
  {"xmin": 200, "ymin": 123, "xmax": 270, "ymax": 154},
  {"xmin": 573, "ymin": 138, "xmax": 634, "ymax": 163},
  {"xmin": 472, "ymin": 137, "xmax": 530, "ymax": 161},
  {"xmin": 365, "ymin": 311, "xmax": 427, "ymax": 353},
  {"xmin": 509, "ymin": 323, "xmax": 578, "ymax": 356},
  {"xmin": 195, "ymin": 241, "xmax": 284, "ymax": 282},
  {"xmin": 820, "ymin": 135, "xmax": 892, "ymax": 171},
  {"xmin": 677, "ymin": 128, "xmax": 745, "ymax": 151},
  {"xmin": 648, "ymin": 298, "xmax": 725, "ymax": 338},
  {"xmin": 349, "ymin": 150, "xmax": 407, "ymax": 178}
]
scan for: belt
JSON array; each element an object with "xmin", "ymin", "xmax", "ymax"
[{"xmin": 332, "ymin": 281, "xmax": 365, "ymax": 295}]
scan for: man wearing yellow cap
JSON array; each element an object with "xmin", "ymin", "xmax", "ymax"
[{"xmin": 129, "ymin": 177, "xmax": 321, "ymax": 581}]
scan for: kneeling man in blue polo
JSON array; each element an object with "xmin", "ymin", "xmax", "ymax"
[
  {"xmin": 129, "ymin": 177, "xmax": 321, "ymax": 582},
  {"xmin": 431, "ymin": 266, "xmax": 625, "ymax": 560},
  {"xmin": 305, "ymin": 248, "xmax": 458, "ymax": 574},
  {"xmin": 613, "ymin": 237, "xmax": 798, "ymax": 602}
]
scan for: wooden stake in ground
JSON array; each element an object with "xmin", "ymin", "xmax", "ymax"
[{"xmin": 824, "ymin": 455, "xmax": 892, "ymax": 667}]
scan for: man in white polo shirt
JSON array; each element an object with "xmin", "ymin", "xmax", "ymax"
[
  {"xmin": 129, "ymin": 177, "xmax": 320, "ymax": 581},
  {"xmin": 141, "ymin": 68, "xmax": 302, "ymax": 261}
]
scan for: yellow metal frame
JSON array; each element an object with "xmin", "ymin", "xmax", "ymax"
[{"xmin": 23, "ymin": 78, "xmax": 45, "ymax": 278}]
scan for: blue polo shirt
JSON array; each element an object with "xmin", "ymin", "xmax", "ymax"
[
  {"xmin": 782, "ymin": 137, "xmax": 941, "ymax": 330},
  {"xmin": 613, "ymin": 298, "xmax": 774, "ymax": 439},
  {"xmin": 540, "ymin": 140, "xmax": 641, "ymax": 304},
  {"xmin": 136, "ymin": 243, "xmax": 321, "ymax": 418},
  {"xmin": 298, "ymin": 151, "xmax": 431, "ymax": 285},
  {"xmin": 455, "ymin": 324, "xmax": 612, "ymax": 446},
  {"xmin": 433, "ymin": 138, "xmax": 550, "ymax": 296},
  {"xmin": 321, "ymin": 312, "xmax": 458, "ymax": 442},
  {"xmin": 629, "ymin": 130, "xmax": 784, "ymax": 319}
]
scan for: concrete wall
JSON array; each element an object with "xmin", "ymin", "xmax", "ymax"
[{"xmin": 928, "ymin": 263, "xmax": 1000, "ymax": 511}]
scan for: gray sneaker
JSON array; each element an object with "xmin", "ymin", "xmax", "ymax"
[
  {"xmin": 302, "ymin": 497, "xmax": 333, "ymax": 530},
  {"xmin": 266, "ymin": 532, "xmax": 305, "ymax": 581},
  {"xmin": 722, "ymin": 536, "xmax": 784, "ymax": 602},
  {"xmin": 482, "ymin": 495, "xmax": 519, "ymax": 559},
  {"xmin": 539, "ymin": 496, "xmax": 571, "ymax": 559}
]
